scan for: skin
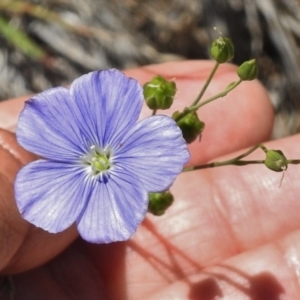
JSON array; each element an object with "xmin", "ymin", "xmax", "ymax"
[{"xmin": 0, "ymin": 60, "xmax": 299, "ymax": 299}]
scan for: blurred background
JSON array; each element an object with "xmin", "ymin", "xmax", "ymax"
[{"xmin": 0, "ymin": 0, "xmax": 300, "ymax": 137}]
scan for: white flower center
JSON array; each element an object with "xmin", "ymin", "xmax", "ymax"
[{"xmin": 83, "ymin": 145, "xmax": 112, "ymax": 177}]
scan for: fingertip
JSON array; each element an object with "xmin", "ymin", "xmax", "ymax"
[
  {"xmin": 188, "ymin": 67, "xmax": 274, "ymax": 164},
  {"xmin": 125, "ymin": 60, "xmax": 274, "ymax": 164},
  {"xmin": 0, "ymin": 95, "xmax": 30, "ymax": 131}
]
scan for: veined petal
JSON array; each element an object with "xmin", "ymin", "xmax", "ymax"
[
  {"xmin": 113, "ymin": 115, "xmax": 190, "ymax": 192},
  {"xmin": 16, "ymin": 87, "xmax": 87, "ymax": 161},
  {"xmin": 15, "ymin": 160, "xmax": 89, "ymax": 233},
  {"xmin": 76, "ymin": 168, "xmax": 148, "ymax": 243},
  {"xmin": 70, "ymin": 69, "xmax": 143, "ymax": 149}
]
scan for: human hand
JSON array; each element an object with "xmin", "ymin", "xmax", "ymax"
[{"xmin": 1, "ymin": 61, "xmax": 298, "ymax": 299}]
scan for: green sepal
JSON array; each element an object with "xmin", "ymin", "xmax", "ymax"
[
  {"xmin": 264, "ymin": 150, "xmax": 288, "ymax": 172},
  {"xmin": 173, "ymin": 110, "xmax": 205, "ymax": 144},
  {"xmin": 148, "ymin": 191, "xmax": 174, "ymax": 216},
  {"xmin": 210, "ymin": 37, "xmax": 234, "ymax": 63},
  {"xmin": 143, "ymin": 75, "xmax": 176, "ymax": 110},
  {"xmin": 237, "ymin": 59, "xmax": 258, "ymax": 81}
]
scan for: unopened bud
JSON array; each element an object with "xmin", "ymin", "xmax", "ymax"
[
  {"xmin": 237, "ymin": 59, "xmax": 258, "ymax": 81},
  {"xmin": 143, "ymin": 75, "xmax": 176, "ymax": 110},
  {"xmin": 210, "ymin": 37, "xmax": 234, "ymax": 63},
  {"xmin": 148, "ymin": 191, "xmax": 174, "ymax": 216},
  {"xmin": 173, "ymin": 110, "xmax": 205, "ymax": 144},
  {"xmin": 264, "ymin": 150, "xmax": 288, "ymax": 172}
]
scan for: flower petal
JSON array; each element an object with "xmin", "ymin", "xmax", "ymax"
[
  {"xmin": 70, "ymin": 69, "xmax": 143, "ymax": 149},
  {"xmin": 15, "ymin": 160, "xmax": 89, "ymax": 233},
  {"xmin": 113, "ymin": 115, "xmax": 190, "ymax": 192},
  {"xmin": 76, "ymin": 168, "xmax": 148, "ymax": 243},
  {"xmin": 16, "ymin": 87, "xmax": 88, "ymax": 161}
]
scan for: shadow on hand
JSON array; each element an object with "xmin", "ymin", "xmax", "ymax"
[
  {"xmin": 189, "ymin": 266, "xmax": 284, "ymax": 300},
  {"xmin": 7, "ymin": 217, "xmax": 285, "ymax": 300},
  {"xmin": 129, "ymin": 218, "xmax": 285, "ymax": 300},
  {"xmin": 189, "ymin": 277, "xmax": 223, "ymax": 300},
  {"xmin": 0, "ymin": 276, "xmax": 14, "ymax": 300}
]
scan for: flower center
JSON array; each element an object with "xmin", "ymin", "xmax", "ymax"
[
  {"xmin": 83, "ymin": 145, "xmax": 112, "ymax": 177},
  {"xmin": 91, "ymin": 154, "xmax": 110, "ymax": 174}
]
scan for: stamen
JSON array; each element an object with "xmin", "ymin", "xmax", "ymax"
[{"xmin": 83, "ymin": 145, "xmax": 112, "ymax": 176}]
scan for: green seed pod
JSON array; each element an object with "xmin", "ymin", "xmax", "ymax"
[
  {"xmin": 148, "ymin": 191, "xmax": 174, "ymax": 216},
  {"xmin": 210, "ymin": 37, "xmax": 234, "ymax": 63},
  {"xmin": 173, "ymin": 110, "xmax": 205, "ymax": 144},
  {"xmin": 237, "ymin": 59, "xmax": 258, "ymax": 81},
  {"xmin": 143, "ymin": 75, "xmax": 176, "ymax": 110},
  {"xmin": 264, "ymin": 150, "xmax": 288, "ymax": 172}
]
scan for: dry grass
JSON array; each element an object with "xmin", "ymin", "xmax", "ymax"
[{"xmin": 1, "ymin": 0, "xmax": 300, "ymax": 136}]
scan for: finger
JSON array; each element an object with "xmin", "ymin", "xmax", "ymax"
[
  {"xmin": 0, "ymin": 95, "xmax": 31, "ymax": 131},
  {"xmin": 10, "ymin": 221, "xmax": 300, "ymax": 299},
  {"xmin": 0, "ymin": 129, "xmax": 33, "ymax": 271},
  {"xmin": 126, "ymin": 60, "xmax": 274, "ymax": 165},
  {"xmin": 145, "ymin": 229, "xmax": 300, "ymax": 299},
  {"xmin": 0, "ymin": 129, "xmax": 77, "ymax": 274},
  {"xmin": 113, "ymin": 133, "xmax": 300, "ymax": 299}
]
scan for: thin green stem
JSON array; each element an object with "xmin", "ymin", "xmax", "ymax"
[
  {"xmin": 183, "ymin": 143, "xmax": 267, "ymax": 172},
  {"xmin": 233, "ymin": 143, "xmax": 265, "ymax": 161},
  {"xmin": 192, "ymin": 62, "xmax": 220, "ymax": 106},
  {"xmin": 193, "ymin": 79, "xmax": 243, "ymax": 110},
  {"xmin": 152, "ymin": 109, "xmax": 157, "ymax": 116},
  {"xmin": 287, "ymin": 159, "xmax": 300, "ymax": 164},
  {"xmin": 174, "ymin": 79, "xmax": 243, "ymax": 123},
  {"xmin": 183, "ymin": 159, "xmax": 265, "ymax": 172}
]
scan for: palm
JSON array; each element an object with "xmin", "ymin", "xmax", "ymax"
[{"xmin": 1, "ymin": 61, "xmax": 299, "ymax": 299}]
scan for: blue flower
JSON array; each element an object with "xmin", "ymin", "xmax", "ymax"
[{"xmin": 15, "ymin": 69, "xmax": 190, "ymax": 243}]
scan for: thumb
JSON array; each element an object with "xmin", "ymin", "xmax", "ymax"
[{"xmin": 0, "ymin": 129, "xmax": 77, "ymax": 274}]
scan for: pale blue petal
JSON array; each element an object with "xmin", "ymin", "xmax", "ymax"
[
  {"xmin": 15, "ymin": 160, "xmax": 90, "ymax": 233},
  {"xmin": 17, "ymin": 69, "xmax": 143, "ymax": 161},
  {"xmin": 76, "ymin": 168, "xmax": 148, "ymax": 243},
  {"xmin": 16, "ymin": 87, "xmax": 88, "ymax": 161},
  {"xmin": 113, "ymin": 115, "xmax": 190, "ymax": 192},
  {"xmin": 70, "ymin": 69, "xmax": 143, "ymax": 149}
]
